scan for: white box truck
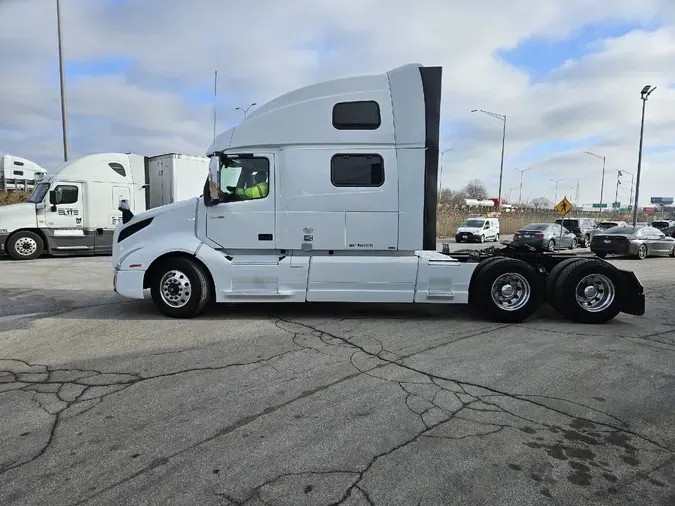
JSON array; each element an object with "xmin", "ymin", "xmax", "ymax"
[
  {"xmin": 0, "ymin": 152, "xmax": 208, "ymax": 260},
  {"xmin": 111, "ymin": 64, "xmax": 645, "ymax": 325},
  {"xmin": 0, "ymin": 154, "xmax": 48, "ymax": 191}
]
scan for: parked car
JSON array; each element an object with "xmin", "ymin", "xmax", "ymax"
[
  {"xmin": 455, "ymin": 217, "xmax": 500, "ymax": 243},
  {"xmin": 554, "ymin": 217, "xmax": 597, "ymax": 247},
  {"xmin": 650, "ymin": 220, "xmax": 674, "ymax": 230},
  {"xmin": 597, "ymin": 220, "xmax": 627, "ymax": 230},
  {"xmin": 512, "ymin": 223, "xmax": 578, "ymax": 251},
  {"xmin": 662, "ymin": 226, "xmax": 675, "ymax": 238},
  {"xmin": 590, "ymin": 225, "xmax": 675, "ymax": 259}
]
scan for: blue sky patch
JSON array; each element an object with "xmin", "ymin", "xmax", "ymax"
[{"xmin": 498, "ymin": 19, "xmax": 662, "ymax": 82}]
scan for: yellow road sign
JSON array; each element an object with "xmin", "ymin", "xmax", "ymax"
[{"xmin": 555, "ymin": 197, "xmax": 573, "ymax": 216}]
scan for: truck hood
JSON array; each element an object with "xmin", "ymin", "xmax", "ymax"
[
  {"xmin": 125, "ymin": 197, "xmax": 200, "ymax": 226},
  {"xmin": 0, "ymin": 202, "xmax": 38, "ymax": 230},
  {"xmin": 457, "ymin": 226, "xmax": 482, "ymax": 233}
]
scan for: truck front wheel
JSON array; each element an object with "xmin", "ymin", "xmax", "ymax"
[
  {"xmin": 150, "ymin": 256, "xmax": 211, "ymax": 318},
  {"xmin": 7, "ymin": 231, "xmax": 44, "ymax": 260}
]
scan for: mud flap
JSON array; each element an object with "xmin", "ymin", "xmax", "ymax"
[{"xmin": 616, "ymin": 269, "xmax": 645, "ymax": 316}]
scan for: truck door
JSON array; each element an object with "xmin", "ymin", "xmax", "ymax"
[
  {"xmin": 48, "ymin": 183, "xmax": 83, "ymax": 230},
  {"xmin": 111, "ymin": 186, "xmax": 130, "ymax": 227},
  {"xmin": 205, "ymin": 153, "xmax": 276, "ymax": 250}
]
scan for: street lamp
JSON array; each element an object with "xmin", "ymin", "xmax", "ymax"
[
  {"xmin": 619, "ymin": 169, "xmax": 635, "ymax": 211},
  {"xmin": 56, "ymin": 0, "xmax": 69, "ymax": 161},
  {"xmin": 507, "ymin": 186, "xmax": 518, "ymax": 204},
  {"xmin": 439, "ymin": 148, "xmax": 453, "ymax": 194},
  {"xmin": 236, "ymin": 102, "xmax": 257, "ymax": 118},
  {"xmin": 471, "ymin": 109, "xmax": 507, "ymax": 210},
  {"xmin": 613, "ymin": 170, "xmax": 623, "ymax": 213},
  {"xmin": 551, "ymin": 178, "xmax": 564, "ymax": 203},
  {"xmin": 514, "ymin": 167, "xmax": 531, "ymax": 205},
  {"xmin": 584, "ymin": 151, "xmax": 606, "ymax": 212},
  {"xmin": 632, "ymin": 85, "xmax": 657, "ymax": 226}
]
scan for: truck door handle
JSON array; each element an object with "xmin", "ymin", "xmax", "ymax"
[{"xmin": 258, "ymin": 234, "xmax": 273, "ymax": 241}]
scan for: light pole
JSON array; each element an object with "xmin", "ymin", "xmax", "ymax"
[
  {"xmin": 551, "ymin": 178, "xmax": 564, "ymax": 203},
  {"xmin": 514, "ymin": 167, "xmax": 531, "ymax": 205},
  {"xmin": 56, "ymin": 0, "xmax": 70, "ymax": 161},
  {"xmin": 439, "ymin": 148, "xmax": 453, "ymax": 194},
  {"xmin": 619, "ymin": 169, "xmax": 635, "ymax": 211},
  {"xmin": 632, "ymin": 85, "xmax": 657, "ymax": 226},
  {"xmin": 471, "ymin": 109, "xmax": 506, "ymax": 210},
  {"xmin": 236, "ymin": 102, "xmax": 257, "ymax": 118},
  {"xmin": 614, "ymin": 170, "xmax": 622, "ymax": 213},
  {"xmin": 507, "ymin": 186, "xmax": 518, "ymax": 204},
  {"xmin": 584, "ymin": 151, "xmax": 606, "ymax": 212}
]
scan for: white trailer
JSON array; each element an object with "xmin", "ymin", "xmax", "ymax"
[
  {"xmin": 0, "ymin": 152, "xmax": 208, "ymax": 260},
  {"xmin": 111, "ymin": 64, "xmax": 645, "ymax": 324},
  {"xmin": 0, "ymin": 154, "xmax": 48, "ymax": 191}
]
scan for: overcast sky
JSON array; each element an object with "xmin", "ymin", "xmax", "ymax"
[{"xmin": 1, "ymin": 0, "xmax": 673, "ymax": 207}]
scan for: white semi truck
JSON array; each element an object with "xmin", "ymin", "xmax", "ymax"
[
  {"xmin": 0, "ymin": 154, "xmax": 48, "ymax": 190},
  {"xmin": 0, "ymin": 152, "xmax": 209, "ymax": 260},
  {"xmin": 111, "ymin": 63, "xmax": 645, "ymax": 324}
]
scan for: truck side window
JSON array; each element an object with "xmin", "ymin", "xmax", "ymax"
[
  {"xmin": 55, "ymin": 185, "xmax": 79, "ymax": 205},
  {"xmin": 13, "ymin": 160, "xmax": 24, "ymax": 166},
  {"xmin": 220, "ymin": 157, "xmax": 270, "ymax": 201},
  {"xmin": 331, "ymin": 154, "xmax": 384, "ymax": 187},
  {"xmin": 109, "ymin": 162, "xmax": 126, "ymax": 177},
  {"xmin": 13, "ymin": 170, "xmax": 24, "ymax": 176},
  {"xmin": 332, "ymin": 101, "xmax": 381, "ymax": 130}
]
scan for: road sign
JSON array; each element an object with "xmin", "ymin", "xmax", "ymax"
[
  {"xmin": 555, "ymin": 197, "xmax": 573, "ymax": 216},
  {"xmin": 650, "ymin": 197, "xmax": 674, "ymax": 205},
  {"xmin": 592, "ymin": 203, "xmax": 608, "ymax": 208},
  {"xmin": 612, "ymin": 202, "xmax": 621, "ymax": 208}
]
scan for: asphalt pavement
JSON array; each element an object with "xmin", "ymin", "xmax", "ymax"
[{"xmin": 0, "ymin": 252, "xmax": 673, "ymax": 505}]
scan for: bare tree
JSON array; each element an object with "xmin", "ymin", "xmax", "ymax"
[{"xmin": 462, "ymin": 179, "xmax": 488, "ymax": 200}]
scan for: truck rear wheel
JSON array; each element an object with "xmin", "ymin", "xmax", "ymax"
[
  {"xmin": 150, "ymin": 256, "xmax": 211, "ymax": 318},
  {"xmin": 7, "ymin": 231, "xmax": 44, "ymax": 260},
  {"xmin": 553, "ymin": 259, "xmax": 622, "ymax": 324},
  {"xmin": 471, "ymin": 257, "xmax": 542, "ymax": 323},
  {"xmin": 544, "ymin": 258, "xmax": 583, "ymax": 313}
]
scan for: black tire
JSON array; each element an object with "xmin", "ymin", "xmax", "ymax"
[
  {"xmin": 547, "ymin": 239, "xmax": 556, "ymax": 252},
  {"xmin": 494, "ymin": 233, "xmax": 500, "ymax": 243},
  {"xmin": 554, "ymin": 258, "xmax": 622, "ymax": 324},
  {"xmin": 7, "ymin": 231, "xmax": 44, "ymax": 260},
  {"xmin": 455, "ymin": 236, "xmax": 462, "ymax": 243},
  {"xmin": 479, "ymin": 235, "xmax": 485, "ymax": 243},
  {"xmin": 468, "ymin": 256, "xmax": 505, "ymax": 307},
  {"xmin": 569, "ymin": 238, "xmax": 578, "ymax": 250},
  {"xmin": 636, "ymin": 244, "xmax": 647, "ymax": 260},
  {"xmin": 544, "ymin": 258, "xmax": 584, "ymax": 313},
  {"xmin": 670, "ymin": 246, "xmax": 675, "ymax": 258},
  {"xmin": 582, "ymin": 235, "xmax": 590, "ymax": 248},
  {"xmin": 594, "ymin": 251, "xmax": 607, "ymax": 258},
  {"xmin": 470, "ymin": 257, "xmax": 543, "ymax": 323},
  {"xmin": 150, "ymin": 256, "xmax": 211, "ymax": 318}
]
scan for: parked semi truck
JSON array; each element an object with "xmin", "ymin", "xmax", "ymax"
[
  {"xmin": 111, "ymin": 63, "xmax": 645, "ymax": 324},
  {"xmin": 0, "ymin": 154, "xmax": 48, "ymax": 190},
  {"xmin": 0, "ymin": 152, "xmax": 208, "ymax": 260}
]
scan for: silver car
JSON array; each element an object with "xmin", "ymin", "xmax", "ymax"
[
  {"xmin": 512, "ymin": 223, "xmax": 578, "ymax": 251},
  {"xmin": 590, "ymin": 225, "xmax": 675, "ymax": 259}
]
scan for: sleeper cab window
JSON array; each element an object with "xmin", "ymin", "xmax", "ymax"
[
  {"xmin": 13, "ymin": 170, "xmax": 24, "ymax": 176},
  {"xmin": 109, "ymin": 162, "xmax": 126, "ymax": 177},
  {"xmin": 13, "ymin": 160, "xmax": 25, "ymax": 166},
  {"xmin": 331, "ymin": 154, "xmax": 384, "ymax": 187},
  {"xmin": 56, "ymin": 185, "xmax": 79, "ymax": 204},
  {"xmin": 332, "ymin": 101, "xmax": 381, "ymax": 130}
]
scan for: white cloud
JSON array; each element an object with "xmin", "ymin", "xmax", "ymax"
[{"xmin": 0, "ymin": 0, "xmax": 674, "ymax": 206}]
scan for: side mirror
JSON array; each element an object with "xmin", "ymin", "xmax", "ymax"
[
  {"xmin": 205, "ymin": 156, "xmax": 220, "ymax": 206},
  {"xmin": 49, "ymin": 190, "xmax": 57, "ymax": 212}
]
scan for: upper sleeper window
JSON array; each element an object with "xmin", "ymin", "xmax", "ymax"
[
  {"xmin": 331, "ymin": 154, "xmax": 384, "ymax": 187},
  {"xmin": 13, "ymin": 170, "xmax": 24, "ymax": 176},
  {"xmin": 332, "ymin": 101, "xmax": 381, "ymax": 130},
  {"xmin": 109, "ymin": 162, "xmax": 126, "ymax": 177},
  {"xmin": 13, "ymin": 160, "xmax": 25, "ymax": 166}
]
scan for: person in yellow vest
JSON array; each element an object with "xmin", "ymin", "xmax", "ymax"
[{"xmin": 226, "ymin": 171, "xmax": 268, "ymax": 199}]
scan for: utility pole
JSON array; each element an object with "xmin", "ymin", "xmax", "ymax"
[
  {"xmin": 584, "ymin": 151, "xmax": 606, "ymax": 212},
  {"xmin": 213, "ymin": 70, "xmax": 218, "ymax": 146},
  {"xmin": 56, "ymin": 0, "xmax": 70, "ymax": 161},
  {"xmin": 633, "ymin": 85, "xmax": 657, "ymax": 226},
  {"xmin": 575, "ymin": 180, "xmax": 580, "ymax": 206},
  {"xmin": 236, "ymin": 102, "xmax": 257, "ymax": 118},
  {"xmin": 614, "ymin": 170, "xmax": 622, "ymax": 213},
  {"xmin": 471, "ymin": 109, "xmax": 506, "ymax": 210},
  {"xmin": 514, "ymin": 167, "xmax": 531, "ymax": 205},
  {"xmin": 551, "ymin": 178, "xmax": 564, "ymax": 203},
  {"xmin": 438, "ymin": 148, "xmax": 453, "ymax": 195}
]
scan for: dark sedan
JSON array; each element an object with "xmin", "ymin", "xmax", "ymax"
[
  {"xmin": 590, "ymin": 225, "xmax": 675, "ymax": 259},
  {"xmin": 663, "ymin": 226, "xmax": 675, "ymax": 238},
  {"xmin": 512, "ymin": 223, "xmax": 577, "ymax": 251}
]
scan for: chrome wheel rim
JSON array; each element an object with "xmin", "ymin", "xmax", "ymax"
[
  {"xmin": 575, "ymin": 273, "xmax": 615, "ymax": 313},
  {"xmin": 638, "ymin": 245, "xmax": 646, "ymax": 259},
  {"xmin": 491, "ymin": 273, "xmax": 531, "ymax": 311},
  {"xmin": 548, "ymin": 241, "xmax": 555, "ymax": 251},
  {"xmin": 159, "ymin": 270, "xmax": 192, "ymax": 308},
  {"xmin": 15, "ymin": 237, "xmax": 37, "ymax": 256}
]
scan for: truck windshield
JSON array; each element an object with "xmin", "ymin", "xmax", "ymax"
[
  {"xmin": 462, "ymin": 219, "xmax": 485, "ymax": 228},
  {"xmin": 28, "ymin": 182, "xmax": 50, "ymax": 203}
]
